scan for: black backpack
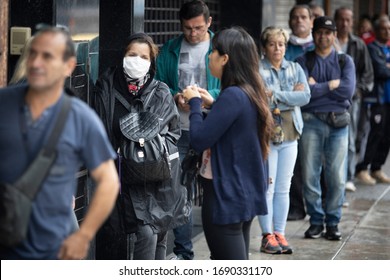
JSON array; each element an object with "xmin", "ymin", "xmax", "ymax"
[
  {"xmin": 115, "ymin": 83, "xmax": 171, "ymax": 184},
  {"xmin": 305, "ymin": 50, "xmax": 346, "ymax": 76}
]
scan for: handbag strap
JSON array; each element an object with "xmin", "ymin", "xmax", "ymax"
[
  {"xmin": 14, "ymin": 95, "xmax": 72, "ymax": 200},
  {"xmin": 115, "ymin": 81, "xmax": 159, "ymax": 112},
  {"xmin": 271, "ymin": 98, "xmax": 283, "ymax": 125}
]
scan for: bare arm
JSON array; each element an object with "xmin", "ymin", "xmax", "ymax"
[{"xmin": 58, "ymin": 159, "xmax": 119, "ymax": 260}]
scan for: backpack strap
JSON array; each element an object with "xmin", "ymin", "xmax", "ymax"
[
  {"xmin": 114, "ymin": 81, "xmax": 160, "ymax": 112},
  {"xmin": 338, "ymin": 53, "xmax": 346, "ymax": 70},
  {"xmin": 143, "ymin": 81, "xmax": 160, "ymax": 109},
  {"xmin": 114, "ymin": 91, "xmax": 131, "ymax": 111},
  {"xmin": 305, "ymin": 50, "xmax": 316, "ymax": 76},
  {"xmin": 305, "ymin": 51, "xmax": 346, "ymax": 76}
]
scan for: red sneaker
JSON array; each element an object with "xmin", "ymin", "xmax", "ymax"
[
  {"xmin": 260, "ymin": 234, "xmax": 282, "ymax": 254},
  {"xmin": 274, "ymin": 232, "xmax": 293, "ymax": 254}
]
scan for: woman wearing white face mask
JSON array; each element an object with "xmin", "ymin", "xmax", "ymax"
[{"xmin": 92, "ymin": 33, "xmax": 189, "ymax": 260}]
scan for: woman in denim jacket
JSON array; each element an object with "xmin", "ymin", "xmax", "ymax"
[{"xmin": 258, "ymin": 26, "xmax": 310, "ymax": 254}]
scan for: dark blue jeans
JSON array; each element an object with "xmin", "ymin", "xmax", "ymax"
[{"xmin": 172, "ymin": 130, "xmax": 194, "ymax": 259}]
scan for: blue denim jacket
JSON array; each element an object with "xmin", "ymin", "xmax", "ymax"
[{"xmin": 259, "ymin": 58, "xmax": 311, "ymax": 135}]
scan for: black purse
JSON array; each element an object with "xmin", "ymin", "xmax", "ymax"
[
  {"xmin": 0, "ymin": 95, "xmax": 71, "ymax": 247},
  {"xmin": 180, "ymin": 147, "xmax": 201, "ymax": 188},
  {"xmin": 314, "ymin": 111, "xmax": 351, "ymax": 128},
  {"xmin": 327, "ymin": 111, "xmax": 351, "ymax": 128}
]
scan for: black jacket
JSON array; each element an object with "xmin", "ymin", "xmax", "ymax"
[
  {"xmin": 92, "ymin": 66, "xmax": 189, "ymax": 259},
  {"xmin": 346, "ymin": 33, "xmax": 374, "ymax": 96}
]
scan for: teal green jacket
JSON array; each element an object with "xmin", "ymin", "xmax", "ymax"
[{"xmin": 155, "ymin": 31, "xmax": 220, "ymax": 99}]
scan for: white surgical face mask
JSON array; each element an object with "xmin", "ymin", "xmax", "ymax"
[{"xmin": 123, "ymin": 56, "xmax": 151, "ymax": 79}]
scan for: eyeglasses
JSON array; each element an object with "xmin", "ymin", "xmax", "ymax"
[{"xmin": 183, "ymin": 25, "xmax": 207, "ymax": 35}]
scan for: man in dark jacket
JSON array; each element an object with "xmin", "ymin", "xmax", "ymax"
[
  {"xmin": 355, "ymin": 18, "xmax": 390, "ymax": 185},
  {"xmin": 334, "ymin": 7, "xmax": 374, "ymax": 192}
]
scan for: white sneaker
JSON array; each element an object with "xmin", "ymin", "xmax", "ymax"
[
  {"xmin": 169, "ymin": 254, "xmax": 185, "ymax": 260},
  {"xmin": 345, "ymin": 181, "xmax": 356, "ymax": 192}
]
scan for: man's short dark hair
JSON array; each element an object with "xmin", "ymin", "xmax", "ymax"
[
  {"xmin": 179, "ymin": 0, "xmax": 210, "ymax": 23},
  {"xmin": 334, "ymin": 6, "xmax": 353, "ymax": 21},
  {"xmin": 289, "ymin": 4, "xmax": 313, "ymax": 20},
  {"xmin": 33, "ymin": 25, "xmax": 76, "ymax": 61}
]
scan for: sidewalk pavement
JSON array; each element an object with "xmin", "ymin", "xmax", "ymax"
[{"xmin": 168, "ymin": 159, "xmax": 390, "ymax": 260}]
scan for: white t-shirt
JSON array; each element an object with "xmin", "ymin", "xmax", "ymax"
[{"xmin": 178, "ymin": 39, "xmax": 209, "ymax": 130}]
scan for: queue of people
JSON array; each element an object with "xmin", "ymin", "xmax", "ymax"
[{"xmin": 1, "ymin": 0, "xmax": 389, "ymax": 260}]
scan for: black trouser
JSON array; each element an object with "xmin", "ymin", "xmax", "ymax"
[
  {"xmin": 288, "ymin": 150, "xmax": 306, "ymax": 220},
  {"xmin": 200, "ymin": 177, "xmax": 252, "ymax": 260},
  {"xmin": 356, "ymin": 103, "xmax": 390, "ymax": 173}
]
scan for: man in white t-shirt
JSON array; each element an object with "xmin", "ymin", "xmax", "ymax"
[{"xmin": 156, "ymin": 0, "xmax": 220, "ymax": 260}]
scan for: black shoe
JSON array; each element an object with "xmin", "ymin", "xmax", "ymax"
[
  {"xmin": 287, "ymin": 210, "xmax": 306, "ymax": 221},
  {"xmin": 304, "ymin": 224, "xmax": 324, "ymax": 238},
  {"xmin": 324, "ymin": 225, "xmax": 342, "ymax": 240}
]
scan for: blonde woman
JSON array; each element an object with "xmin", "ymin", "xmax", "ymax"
[
  {"xmin": 9, "ymin": 37, "xmax": 32, "ymax": 85},
  {"xmin": 257, "ymin": 26, "xmax": 310, "ymax": 254}
]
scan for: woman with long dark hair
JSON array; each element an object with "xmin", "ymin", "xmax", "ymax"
[{"xmin": 183, "ymin": 27, "xmax": 273, "ymax": 259}]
